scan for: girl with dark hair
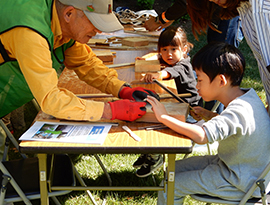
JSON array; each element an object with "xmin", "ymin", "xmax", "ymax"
[
  {"xmin": 141, "ymin": 26, "xmax": 201, "ymax": 107},
  {"xmin": 133, "ymin": 26, "xmax": 201, "ymax": 178}
]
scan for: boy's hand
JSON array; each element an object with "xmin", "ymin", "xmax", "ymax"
[
  {"xmin": 108, "ymin": 100, "xmax": 147, "ymax": 121},
  {"xmin": 147, "ymin": 96, "xmax": 168, "ymax": 122},
  {"xmin": 190, "ymin": 106, "xmax": 218, "ymax": 121},
  {"xmin": 119, "ymin": 87, "xmax": 160, "ymax": 102}
]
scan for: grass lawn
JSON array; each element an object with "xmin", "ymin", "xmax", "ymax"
[{"xmin": 12, "ymin": 19, "xmax": 266, "ymax": 205}]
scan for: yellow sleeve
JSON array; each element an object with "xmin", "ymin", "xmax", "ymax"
[
  {"xmin": 64, "ymin": 41, "xmax": 126, "ymax": 97},
  {"xmin": 0, "ymin": 28, "xmax": 109, "ymax": 121}
]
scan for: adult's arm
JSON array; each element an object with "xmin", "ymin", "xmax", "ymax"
[
  {"xmin": 1, "ymin": 27, "xmax": 124, "ymax": 121},
  {"xmin": 144, "ymin": 0, "xmax": 187, "ymax": 31},
  {"xmin": 160, "ymin": 0, "xmax": 187, "ymax": 21},
  {"xmin": 64, "ymin": 41, "xmax": 125, "ymax": 97}
]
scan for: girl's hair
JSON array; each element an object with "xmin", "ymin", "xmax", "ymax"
[
  {"xmin": 186, "ymin": 0, "xmax": 246, "ymax": 40},
  {"xmin": 158, "ymin": 26, "xmax": 193, "ymax": 59},
  {"xmin": 192, "ymin": 42, "xmax": 245, "ymax": 86}
]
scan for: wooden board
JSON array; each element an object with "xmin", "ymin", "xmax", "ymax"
[
  {"xmin": 136, "ymin": 102, "xmax": 189, "ymax": 123},
  {"xmin": 88, "ymin": 37, "xmax": 157, "ymax": 50},
  {"xmin": 124, "ymin": 29, "xmax": 161, "ymax": 38},
  {"xmin": 93, "ymin": 50, "xmax": 113, "ymax": 62},
  {"xmin": 135, "ymin": 59, "xmax": 160, "ymax": 72},
  {"xmin": 122, "ymin": 37, "xmax": 149, "ymax": 47},
  {"xmin": 88, "ymin": 39, "xmax": 107, "ymax": 45}
]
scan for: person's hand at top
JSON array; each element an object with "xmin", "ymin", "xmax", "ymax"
[{"xmin": 144, "ymin": 16, "xmax": 174, "ymax": 31}]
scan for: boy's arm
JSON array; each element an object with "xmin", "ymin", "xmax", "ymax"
[
  {"xmin": 147, "ymin": 96, "xmax": 208, "ymax": 144},
  {"xmin": 144, "ymin": 0, "xmax": 186, "ymax": 31},
  {"xmin": 160, "ymin": 115, "xmax": 208, "ymax": 144}
]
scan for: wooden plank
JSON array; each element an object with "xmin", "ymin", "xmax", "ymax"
[
  {"xmin": 135, "ymin": 59, "xmax": 160, "ymax": 72},
  {"xmin": 88, "ymin": 39, "xmax": 107, "ymax": 45},
  {"xmin": 75, "ymin": 93, "xmax": 191, "ymax": 99},
  {"xmin": 122, "ymin": 37, "xmax": 149, "ymax": 47},
  {"xmin": 76, "ymin": 93, "xmax": 114, "ymax": 98},
  {"xmin": 124, "ymin": 30, "xmax": 160, "ymax": 38},
  {"xmin": 136, "ymin": 102, "xmax": 189, "ymax": 123},
  {"xmin": 89, "ymin": 42, "xmax": 157, "ymax": 50}
]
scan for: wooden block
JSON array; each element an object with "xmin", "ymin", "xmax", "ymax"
[
  {"xmin": 93, "ymin": 50, "xmax": 113, "ymax": 62},
  {"xmin": 122, "ymin": 37, "xmax": 149, "ymax": 47},
  {"xmin": 88, "ymin": 39, "xmax": 107, "ymax": 45},
  {"xmin": 135, "ymin": 59, "xmax": 160, "ymax": 72},
  {"xmin": 136, "ymin": 102, "xmax": 189, "ymax": 123}
]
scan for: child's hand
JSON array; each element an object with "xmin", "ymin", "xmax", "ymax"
[
  {"xmin": 141, "ymin": 73, "xmax": 161, "ymax": 83},
  {"xmin": 147, "ymin": 96, "xmax": 168, "ymax": 122},
  {"xmin": 190, "ymin": 106, "xmax": 218, "ymax": 121}
]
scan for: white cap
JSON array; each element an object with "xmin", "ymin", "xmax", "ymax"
[{"xmin": 59, "ymin": 0, "xmax": 124, "ymax": 32}]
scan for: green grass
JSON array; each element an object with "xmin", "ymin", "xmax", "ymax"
[{"xmin": 11, "ymin": 20, "xmax": 266, "ymax": 205}]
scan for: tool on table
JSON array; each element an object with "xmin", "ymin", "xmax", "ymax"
[
  {"xmin": 122, "ymin": 126, "xmax": 141, "ymax": 142},
  {"xmin": 138, "ymin": 124, "xmax": 168, "ymax": 131},
  {"xmin": 146, "ymin": 126, "xmax": 167, "ymax": 131}
]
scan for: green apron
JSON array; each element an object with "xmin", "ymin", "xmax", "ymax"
[{"xmin": 0, "ymin": 0, "xmax": 74, "ymax": 117}]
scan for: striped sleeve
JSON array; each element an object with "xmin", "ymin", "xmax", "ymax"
[{"xmin": 252, "ymin": 0, "xmax": 270, "ymax": 67}]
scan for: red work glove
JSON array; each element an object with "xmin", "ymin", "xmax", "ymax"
[
  {"xmin": 108, "ymin": 99, "xmax": 147, "ymax": 121},
  {"xmin": 119, "ymin": 87, "xmax": 160, "ymax": 102}
]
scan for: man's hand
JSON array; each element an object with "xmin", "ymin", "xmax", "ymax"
[
  {"xmin": 108, "ymin": 100, "xmax": 147, "ymax": 121},
  {"xmin": 119, "ymin": 87, "xmax": 160, "ymax": 102}
]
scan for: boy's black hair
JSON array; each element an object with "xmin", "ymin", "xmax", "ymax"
[{"xmin": 192, "ymin": 42, "xmax": 245, "ymax": 86}]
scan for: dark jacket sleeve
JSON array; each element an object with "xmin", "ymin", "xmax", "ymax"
[
  {"xmin": 162, "ymin": 57, "xmax": 201, "ymax": 106},
  {"xmin": 159, "ymin": 0, "xmax": 187, "ymax": 21}
]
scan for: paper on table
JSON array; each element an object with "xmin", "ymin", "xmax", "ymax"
[{"xmin": 19, "ymin": 121, "xmax": 114, "ymax": 145}]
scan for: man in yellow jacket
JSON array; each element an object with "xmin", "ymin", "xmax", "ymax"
[{"xmin": 0, "ymin": 0, "xmax": 158, "ymax": 159}]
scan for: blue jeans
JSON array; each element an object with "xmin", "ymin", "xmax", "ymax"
[{"xmin": 207, "ymin": 16, "xmax": 243, "ymax": 47}]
